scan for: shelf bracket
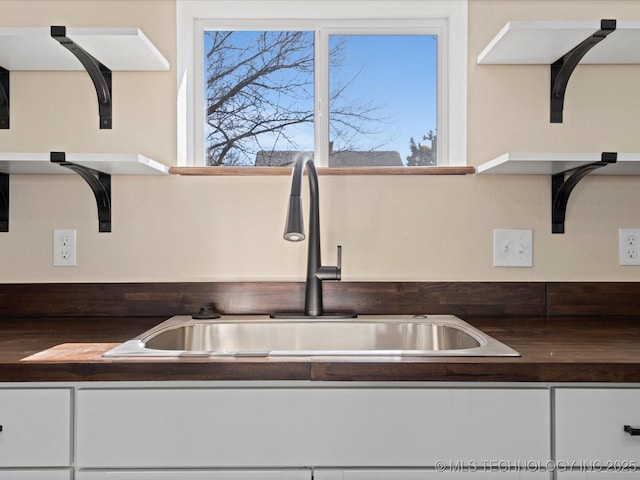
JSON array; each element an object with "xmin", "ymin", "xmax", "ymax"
[
  {"xmin": 552, "ymin": 152, "xmax": 616, "ymax": 234},
  {"xmin": 50, "ymin": 25, "xmax": 112, "ymax": 129},
  {"xmin": 51, "ymin": 151, "xmax": 111, "ymax": 232},
  {"xmin": 0, "ymin": 172, "xmax": 8, "ymax": 232},
  {"xmin": 0, "ymin": 66, "xmax": 8, "ymax": 129},
  {"xmin": 550, "ymin": 19, "xmax": 616, "ymax": 123}
]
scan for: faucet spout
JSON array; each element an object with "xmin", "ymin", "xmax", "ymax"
[{"xmin": 279, "ymin": 154, "xmax": 354, "ymax": 319}]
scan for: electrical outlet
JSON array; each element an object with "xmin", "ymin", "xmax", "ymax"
[
  {"xmin": 53, "ymin": 229, "xmax": 76, "ymax": 267},
  {"xmin": 619, "ymin": 228, "xmax": 640, "ymax": 266},
  {"xmin": 493, "ymin": 229, "xmax": 533, "ymax": 267}
]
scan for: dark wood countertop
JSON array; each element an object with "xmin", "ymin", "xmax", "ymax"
[{"xmin": 2, "ymin": 315, "xmax": 640, "ymax": 383}]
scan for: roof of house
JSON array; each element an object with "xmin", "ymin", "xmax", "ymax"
[{"xmin": 255, "ymin": 150, "xmax": 403, "ymax": 167}]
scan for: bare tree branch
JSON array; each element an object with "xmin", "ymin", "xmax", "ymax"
[{"xmin": 204, "ymin": 30, "xmax": 382, "ymax": 165}]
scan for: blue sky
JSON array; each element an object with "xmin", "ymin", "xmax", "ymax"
[
  {"xmin": 330, "ymin": 34, "xmax": 437, "ymax": 161},
  {"xmin": 205, "ymin": 31, "xmax": 437, "ymax": 165}
]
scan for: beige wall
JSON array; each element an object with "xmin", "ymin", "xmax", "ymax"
[{"xmin": 1, "ymin": 0, "xmax": 640, "ymax": 283}]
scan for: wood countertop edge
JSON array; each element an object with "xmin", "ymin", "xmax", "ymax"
[{"xmin": 3, "ymin": 359, "xmax": 640, "ymax": 383}]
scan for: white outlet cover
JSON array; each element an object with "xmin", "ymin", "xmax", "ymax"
[
  {"xmin": 619, "ymin": 228, "xmax": 640, "ymax": 266},
  {"xmin": 493, "ymin": 229, "xmax": 533, "ymax": 268},
  {"xmin": 53, "ymin": 228, "xmax": 77, "ymax": 267}
]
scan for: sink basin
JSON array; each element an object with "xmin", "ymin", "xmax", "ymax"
[{"xmin": 103, "ymin": 314, "xmax": 519, "ymax": 357}]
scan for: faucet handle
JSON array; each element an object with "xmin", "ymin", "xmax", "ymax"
[{"xmin": 316, "ymin": 244, "xmax": 342, "ymax": 281}]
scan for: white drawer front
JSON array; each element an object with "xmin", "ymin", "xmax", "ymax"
[
  {"xmin": 316, "ymin": 470, "xmax": 551, "ymax": 480},
  {"xmin": 0, "ymin": 471, "xmax": 71, "ymax": 480},
  {"xmin": 77, "ymin": 470, "xmax": 310, "ymax": 479},
  {"xmin": 77, "ymin": 387, "xmax": 549, "ymax": 468},
  {"xmin": 558, "ymin": 474, "xmax": 640, "ymax": 479},
  {"xmin": 556, "ymin": 389, "xmax": 640, "ymax": 463},
  {"xmin": 0, "ymin": 389, "xmax": 71, "ymax": 467}
]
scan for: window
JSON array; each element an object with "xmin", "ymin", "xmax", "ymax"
[
  {"xmin": 203, "ymin": 30, "xmax": 315, "ymax": 166},
  {"xmin": 327, "ymin": 34, "xmax": 438, "ymax": 167},
  {"xmin": 177, "ymin": 1, "xmax": 467, "ymax": 168}
]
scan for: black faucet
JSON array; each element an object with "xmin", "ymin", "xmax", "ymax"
[{"xmin": 276, "ymin": 154, "xmax": 355, "ymax": 318}]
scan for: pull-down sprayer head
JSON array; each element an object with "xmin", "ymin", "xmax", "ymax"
[
  {"xmin": 283, "ymin": 153, "xmax": 314, "ymax": 242},
  {"xmin": 283, "ymin": 194, "xmax": 305, "ymax": 242}
]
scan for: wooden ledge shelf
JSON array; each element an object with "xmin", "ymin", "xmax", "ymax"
[{"xmin": 169, "ymin": 166, "xmax": 475, "ymax": 176}]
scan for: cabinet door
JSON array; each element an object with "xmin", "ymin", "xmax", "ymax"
[
  {"xmin": 0, "ymin": 471, "xmax": 71, "ymax": 480},
  {"xmin": 315, "ymin": 470, "xmax": 551, "ymax": 479},
  {"xmin": 76, "ymin": 470, "xmax": 310, "ymax": 479},
  {"xmin": 0, "ymin": 388, "xmax": 71, "ymax": 467},
  {"xmin": 558, "ymin": 473, "xmax": 640, "ymax": 479},
  {"xmin": 556, "ymin": 389, "xmax": 640, "ymax": 463},
  {"xmin": 77, "ymin": 387, "xmax": 549, "ymax": 468}
]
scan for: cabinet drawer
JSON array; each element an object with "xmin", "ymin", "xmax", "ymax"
[
  {"xmin": 558, "ymin": 474, "xmax": 640, "ymax": 479},
  {"xmin": 556, "ymin": 389, "xmax": 640, "ymax": 463},
  {"xmin": 316, "ymin": 470, "xmax": 551, "ymax": 480},
  {"xmin": 77, "ymin": 387, "xmax": 549, "ymax": 468},
  {"xmin": 76, "ymin": 470, "xmax": 310, "ymax": 479},
  {"xmin": 0, "ymin": 389, "xmax": 71, "ymax": 467},
  {"xmin": 0, "ymin": 471, "xmax": 71, "ymax": 480}
]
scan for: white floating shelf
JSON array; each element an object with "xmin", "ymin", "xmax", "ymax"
[
  {"xmin": 0, "ymin": 26, "xmax": 169, "ymax": 129},
  {"xmin": 0, "ymin": 152, "xmax": 168, "ymax": 233},
  {"xmin": 477, "ymin": 20, "xmax": 640, "ymax": 65},
  {"xmin": 477, "ymin": 153, "xmax": 640, "ymax": 175},
  {"xmin": 477, "ymin": 152, "xmax": 639, "ymax": 234},
  {"xmin": 477, "ymin": 19, "xmax": 640, "ymax": 123},
  {"xmin": 0, "ymin": 27, "xmax": 169, "ymax": 71},
  {"xmin": 0, "ymin": 152, "xmax": 169, "ymax": 175}
]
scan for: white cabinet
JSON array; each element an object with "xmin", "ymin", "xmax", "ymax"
[
  {"xmin": 558, "ymin": 474, "xmax": 640, "ymax": 480},
  {"xmin": 76, "ymin": 470, "xmax": 310, "ymax": 479},
  {"xmin": 76, "ymin": 386, "xmax": 549, "ymax": 469},
  {"xmin": 315, "ymin": 471, "xmax": 550, "ymax": 480},
  {"xmin": 556, "ymin": 388, "xmax": 640, "ymax": 464},
  {"xmin": 0, "ymin": 472, "xmax": 71, "ymax": 480},
  {"xmin": 555, "ymin": 388, "xmax": 640, "ymax": 479},
  {"xmin": 0, "ymin": 388, "xmax": 71, "ymax": 467}
]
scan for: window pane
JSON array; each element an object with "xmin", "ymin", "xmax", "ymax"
[
  {"xmin": 329, "ymin": 35, "xmax": 437, "ymax": 167},
  {"xmin": 204, "ymin": 31, "xmax": 314, "ymax": 166}
]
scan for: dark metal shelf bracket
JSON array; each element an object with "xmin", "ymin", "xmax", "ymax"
[
  {"xmin": 550, "ymin": 19, "xmax": 616, "ymax": 123},
  {"xmin": 0, "ymin": 66, "xmax": 9, "ymax": 129},
  {"xmin": 0, "ymin": 172, "xmax": 8, "ymax": 232},
  {"xmin": 51, "ymin": 152, "xmax": 111, "ymax": 232},
  {"xmin": 551, "ymin": 152, "xmax": 617, "ymax": 234},
  {"xmin": 625, "ymin": 425, "xmax": 640, "ymax": 436},
  {"xmin": 51, "ymin": 25, "xmax": 112, "ymax": 129}
]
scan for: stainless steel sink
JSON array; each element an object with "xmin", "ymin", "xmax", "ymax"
[{"xmin": 103, "ymin": 314, "xmax": 519, "ymax": 358}]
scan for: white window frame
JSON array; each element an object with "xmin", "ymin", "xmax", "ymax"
[{"xmin": 177, "ymin": 0, "xmax": 467, "ymax": 167}]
